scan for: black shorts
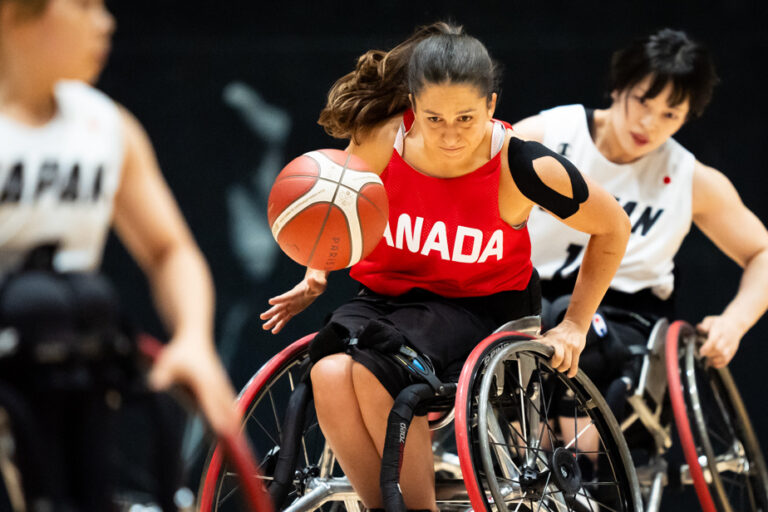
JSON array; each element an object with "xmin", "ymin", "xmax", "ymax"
[{"xmin": 324, "ymin": 271, "xmax": 541, "ymax": 398}]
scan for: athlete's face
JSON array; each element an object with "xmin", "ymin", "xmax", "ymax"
[
  {"xmin": 8, "ymin": 0, "xmax": 114, "ymax": 83},
  {"xmin": 411, "ymin": 83, "xmax": 497, "ymax": 161},
  {"xmin": 608, "ymin": 75, "xmax": 689, "ymax": 160}
]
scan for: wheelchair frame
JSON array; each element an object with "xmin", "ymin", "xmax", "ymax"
[
  {"xmin": 598, "ymin": 318, "xmax": 768, "ymax": 512},
  {"xmin": 199, "ymin": 318, "xmax": 643, "ymax": 512},
  {"xmin": 0, "ymin": 333, "xmax": 272, "ymax": 512}
]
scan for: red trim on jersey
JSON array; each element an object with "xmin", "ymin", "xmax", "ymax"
[{"xmin": 350, "ymin": 111, "xmax": 533, "ymax": 297}]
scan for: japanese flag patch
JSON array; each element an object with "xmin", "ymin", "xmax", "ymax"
[{"xmin": 592, "ymin": 313, "xmax": 608, "ymax": 338}]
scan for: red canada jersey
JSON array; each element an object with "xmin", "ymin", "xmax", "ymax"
[{"xmin": 350, "ymin": 111, "xmax": 534, "ymax": 297}]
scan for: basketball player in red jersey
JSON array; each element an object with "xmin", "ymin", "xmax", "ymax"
[
  {"xmin": 261, "ymin": 22, "xmax": 631, "ymax": 511},
  {"xmin": 0, "ymin": 0, "xmax": 238, "ymax": 435}
]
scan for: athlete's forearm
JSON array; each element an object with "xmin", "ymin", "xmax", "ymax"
[
  {"xmin": 147, "ymin": 243, "xmax": 215, "ymax": 345},
  {"xmin": 720, "ymin": 248, "xmax": 768, "ymax": 335},
  {"xmin": 562, "ymin": 229, "xmax": 628, "ymax": 332}
]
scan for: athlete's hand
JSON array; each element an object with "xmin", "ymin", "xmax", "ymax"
[
  {"xmin": 149, "ymin": 335, "xmax": 240, "ymax": 436},
  {"xmin": 698, "ymin": 315, "xmax": 745, "ymax": 368},
  {"xmin": 540, "ymin": 319, "xmax": 587, "ymax": 378},
  {"xmin": 261, "ymin": 268, "xmax": 328, "ymax": 334}
]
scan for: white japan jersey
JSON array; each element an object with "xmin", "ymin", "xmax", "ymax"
[
  {"xmin": 528, "ymin": 104, "xmax": 696, "ymax": 300},
  {"xmin": 0, "ymin": 81, "xmax": 124, "ymax": 276}
]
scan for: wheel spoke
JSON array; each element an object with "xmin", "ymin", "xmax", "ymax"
[
  {"xmin": 721, "ymin": 474, "xmax": 746, "ymax": 489},
  {"xmin": 704, "ymin": 425, "xmax": 729, "ymax": 448},
  {"xmin": 301, "ymin": 433, "xmax": 310, "ymax": 467},
  {"xmin": 507, "ymin": 366, "xmax": 559, "ymax": 458},
  {"xmin": 487, "ymin": 441, "xmax": 554, "ymax": 454},
  {"xmin": 747, "ymin": 472, "xmax": 758, "ymax": 510},
  {"xmin": 218, "ymin": 483, "xmax": 240, "ymax": 505},
  {"xmin": 578, "ymin": 486, "xmax": 597, "ymax": 512},
  {"xmin": 565, "ymin": 421, "xmax": 595, "ymax": 450},
  {"xmin": 487, "ymin": 416, "xmax": 523, "ymax": 477},
  {"xmin": 250, "ymin": 417, "xmax": 279, "ymax": 447},
  {"xmin": 574, "ymin": 488, "xmax": 622, "ymax": 512},
  {"xmin": 268, "ymin": 388, "xmax": 281, "ymax": 437},
  {"xmin": 535, "ymin": 359, "xmax": 557, "ymax": 453},
  {"xmin": 581, "ymin": 480, "xmax": 621, "ymax": 487},
  {"xmin": 534, "ymin": 471, "xmax": 553, "ymax": 512},
  {"xmin": 223, "ymin": 470, "xmax": 273, "ymax": 481},
  {"xmin": 494, "ymin": 476, "xmax": 522, "ymax": 484}
]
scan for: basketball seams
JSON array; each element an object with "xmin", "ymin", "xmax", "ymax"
[
  {"xmin": 270, "ymin": 179, "xmax": 337, "ymax": 239},
  {"xmin": 275, "ymin": 174, "xmax": 377, "ymax": 196},
  {"xmin": 309, "ymin": 151, "xmax": 370, "ymax": 266},
  {"xmin": 275, "ymin": 173, "xmax": 386, "ymax": 224},
  {"xmin": 305, "ymin": 151, "xmax": 352, "ymax": 268},
  {"xmin": 305, "ymin": 202, "xmax": 333, "ymax": 269},
  {"xmin": 311, "ymin": 204, "xmax": 354, "ymax": 270},
  {"xmin": 269, "ymin": 148, "xmax": 388, "ymax": 270},
  {"xmin": 356, "ymin": 183, "xmax": 389, "ymax": 220},
  {"xmin": 305, "ymin": 150, "xmax": 382, "ymax": 193}
]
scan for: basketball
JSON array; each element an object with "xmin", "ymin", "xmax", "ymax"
[{"xmin": 267, "ymin": 149, "xmax": 389, "ymax": 271}]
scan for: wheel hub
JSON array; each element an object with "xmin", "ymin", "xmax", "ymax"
[
  {"xmin": 519, "ymin": 465, "xmax": 550, "ymax": 497},
  {"xmin": 551, "ymin": 447, "xmax": 582, "ymax": 497}
]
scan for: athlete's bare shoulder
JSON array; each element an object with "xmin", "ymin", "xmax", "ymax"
[
  {"xmin": 692, "ymin": 160, "xmax": 740, "ymax": 216},
  {"xmin": 346, "ymin": 114, "xmax": 402, "ymax": 175}
]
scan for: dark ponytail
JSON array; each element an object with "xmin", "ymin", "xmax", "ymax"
[{"xmin": 319, "ymin": 22, "xmax": 499, "ymax": 141}]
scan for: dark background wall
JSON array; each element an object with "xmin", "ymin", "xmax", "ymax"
[{"xmin": 97, "ymin": 1, "xmax": 768, "ymax": 506}]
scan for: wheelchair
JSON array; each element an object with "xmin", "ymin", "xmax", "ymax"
[
  {"xmin": 0, "ymin": 269, "xmax": 271, "ymax": 512},
  {"xmin": 199, "ymin": 317, "xmax": 643, "ymax": 511},
  {"xmin": 605, "ymin": 318, "xmax": 768, "ymax": 512}
]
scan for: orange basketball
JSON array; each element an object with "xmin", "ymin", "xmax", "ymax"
[{"xmin": 267, "ymin": 149, "xmax": 389, "ymax": 271}]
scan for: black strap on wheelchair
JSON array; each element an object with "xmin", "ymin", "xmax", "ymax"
[
  {"xmin": 269, "ymin": 378, "xmax": 313, "ymax": 509},
  {"xmin": 380, "ymin": 383, "xmax": 434, "ymax": 512},
  {"xmin": 380, "ymin": 381, "xmax": 458, "ymax": 512}
]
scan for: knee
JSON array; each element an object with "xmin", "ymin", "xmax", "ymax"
[{"xmin": 310, "ymin": 353, "xmax": 354, "ymax": 395}]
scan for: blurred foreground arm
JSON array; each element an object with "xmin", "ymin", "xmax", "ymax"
[{"xmin": 112, "ymin": 107, "xmax": 239, "ymax": 435}]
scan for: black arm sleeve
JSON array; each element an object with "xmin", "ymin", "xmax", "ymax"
[{"xmin": 507, "ymin": 137, "xmax": 589, "ymax": 219}]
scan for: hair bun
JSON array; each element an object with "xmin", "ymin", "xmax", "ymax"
[{"xmin": 355, "ymin": 51, "xmax": 386, "ymax": 85}]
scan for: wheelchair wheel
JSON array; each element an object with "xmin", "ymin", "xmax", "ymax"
[
  {"xmin": 456, "ymin": 333, "xmax": 642, "ymax": 512},
  {"xmin": 667, "ymin": 321, "xmax": 768, "ymax": 512},
  {"xmin": 199, "ymin": 334, "xmax": 352, "ymax": 511}
]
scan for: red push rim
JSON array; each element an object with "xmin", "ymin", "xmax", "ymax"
[
  {"xmin": 219, "ymin": 432, "xmax": 275, "ymax": 512},
  {"xmin": 454, "ymin": 331, "xmax": 533, "ymax": 512},
  {"xmin": 199, "ymin": 334, "xmax": 315, "ymax": 511},
  {"xmin": 666, "ymin": 320, "xmax": 717, "ymax": 512}
]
